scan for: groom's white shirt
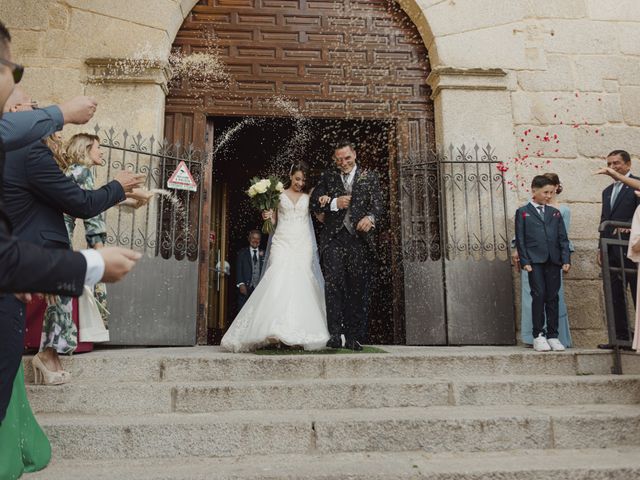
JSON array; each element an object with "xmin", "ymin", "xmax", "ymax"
[{"xmin": 330, "ymin": 164, "xmax": 357, "ymax": 212}]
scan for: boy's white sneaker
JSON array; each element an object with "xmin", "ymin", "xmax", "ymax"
[
  {"xmin": 547, "ymin": 338, "xmax": 565, "ymax": 351},
  {"xmin": 533, "ymin": 334, "xmax": 551, "ymax": 352}
]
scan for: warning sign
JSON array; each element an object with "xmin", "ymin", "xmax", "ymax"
[{"xmin": 167, "ymin": 161, "xmax": 197, "ymax": 192}]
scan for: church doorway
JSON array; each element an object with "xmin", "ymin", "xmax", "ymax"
[{"xmin": 207, "ymin": 116, "xmax": 398, "ymax": 345}]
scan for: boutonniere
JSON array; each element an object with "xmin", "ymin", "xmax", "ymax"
[
  {"xmin": 522, "ymin": 211, "xmax": 528, "ymax": 218},
  {"xmin": 355, "ymin": 169, "xmax": 371, "ymax": 184},
  {"xmin": 553, "ymin": 212, "xmax": 561, "ymax": 217},
  {"xmin": 259, "ymin": 250, "xmax": 265, "ymax": 257}
]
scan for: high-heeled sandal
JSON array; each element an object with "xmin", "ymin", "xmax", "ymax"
[{"xmin": 32, "ymin": 354, "xmax": 64, "ymax": 385}]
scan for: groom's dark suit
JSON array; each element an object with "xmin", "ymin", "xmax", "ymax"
[{"xmin": 311, "ymin": 166, "xmax": 383, "ymax": 346}]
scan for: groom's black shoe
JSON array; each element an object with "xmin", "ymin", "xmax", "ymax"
[
  {"xmin": 345, "ymin": 339, "xmax": 363, "ymax": 351},
  {"xmin": 326, "ymin": 335, "xmax": 342, "ymax": 349}
]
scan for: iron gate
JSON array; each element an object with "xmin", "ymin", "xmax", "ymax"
[
  {"xmin": 401, "ymin": 143, "xmax": 515, "ymax": 345},
  {"xmin": 84, "ymin": 126, "xmax": 209, "ymax": 346}
]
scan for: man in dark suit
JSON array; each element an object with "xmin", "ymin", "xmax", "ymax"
[
  {"xmin": 515, "ymin": 175, "xmax": 571, "ymax": 352},
  {"xmin": 311, "ymin": 140, "xmax": 383, "ymax": 350},
  {"xmin": 0, "ymin": 21, "xmax": 141, "ymax": 422},
  {"xmin": 2, "ymin": 85, "xmax": 145, "ymax": 374},
  {"xmin": 597, "ymin": 150, "xmax": 640, "ymax": 348},
  {"xmin": 236, "ymin": 230, "xmax": 264, "ymax": 311}
]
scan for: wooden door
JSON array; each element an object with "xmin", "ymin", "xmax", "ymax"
[{"xmin": 167, "ymin": 0, "xmax": 436, "ymax": 344}]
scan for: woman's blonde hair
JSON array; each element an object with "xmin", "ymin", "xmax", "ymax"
[
  {"xmin": 66, "ymin": 133, "xmax": 100, "ymax": 167},
  {"xmin": 46, "ymin": 134, "xmax": 71, "ymax": 170}
]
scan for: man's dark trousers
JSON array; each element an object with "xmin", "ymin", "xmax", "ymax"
[
  {"xmin": 321, "ymin": 227, "xmax": 371, "ymax": 343},
  {"xmin": 607, "ymin": 244, "xmax": 636, "ymax": 341}
]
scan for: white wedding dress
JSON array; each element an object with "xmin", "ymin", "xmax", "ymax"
[{"xmin": 221, "ymin": 193, "xmax": 330, "ymax": 352}]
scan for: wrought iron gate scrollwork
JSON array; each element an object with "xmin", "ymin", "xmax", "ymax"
[
  {"xmin": 400, "ymin": 142, "xmax": 515, "ymax": 346},
  {"xmin": 92, "ymin": 125, "xmax": 208, "ymax": 261},
  {"xmin": 439, "ymin": 143, "xmax": 509, "ymax": 261}
]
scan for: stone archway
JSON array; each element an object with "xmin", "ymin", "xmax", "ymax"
[{"xmin": 165, "ymin": 0, "xmax": 438, "ymax": 344}]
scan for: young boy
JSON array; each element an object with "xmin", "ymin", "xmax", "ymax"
[{"xmin": 515, "ymin": 175, "xmax": 571, "ymax": 352}]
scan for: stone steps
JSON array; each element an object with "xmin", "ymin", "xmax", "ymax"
[
  {"xmin": 22, "ymin": 346, "xmax": 617, "ymax": 384},
  {"xmin": 23, "ymin": 448, "xmax": 640, "ymax": 480},
  {"xmin": 26, "ymin": 375, "xmax": 640, "ymax": 415},
  {"xmin": 37, "ymin": 404, "xmax": 640, "ymax": 460}
]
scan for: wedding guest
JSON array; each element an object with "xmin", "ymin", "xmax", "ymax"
[
  {"xmin": 63, "ymin": 133, "xmax": 110, "ymax": 325},
  {"xmin": 627, "ymin": 192, "xmax": 640, "ymax": 351},
  {"xmin": 2, "ymin": 87, "xmax": 145, "ymax": 385},
  {"xmin": 236, "ymin": 230, "xmax": 264, "ymax": 312},
  {"xmin": 0, "ymin": 20, "xmax": 141, "ymax": 480},
  {"xmin": 595, "ymin": 151, "xmax": 640, "ymax": 349},
  {"xmin": 512, "ymin": 173, "xmax": 573, "ymax": 347},
  {"xmin": 515, "ymin": 175, "xmax": 571, "ymax": 352}
]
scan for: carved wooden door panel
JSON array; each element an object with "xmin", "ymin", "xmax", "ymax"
[{"xmin": 167, "ymin": 0, "xmax": 437, "ymax": 344}]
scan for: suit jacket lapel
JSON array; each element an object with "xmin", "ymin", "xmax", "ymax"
[
  {"xmin": 604, "ymin": 184, "xmax": 613, "ymax": 217},
  {"xmin": 610, "ymin": 183, "xmax": 629, "ymax": 214}
]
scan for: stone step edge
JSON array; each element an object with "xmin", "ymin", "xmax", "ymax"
[
  {"xmin": 35, "ymin": 403, "xmax": 640, "ymax": 425},
  {"xmin": 24, "ymin": 373, "xmax": 640, "ymax": 387},
  {"xmin": 25, "ymin": 447, "xmax": 640, "ymax": 480}
]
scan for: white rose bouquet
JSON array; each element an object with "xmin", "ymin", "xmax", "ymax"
[{"xmin": 247, "ymin": 176, "xmax": 284, "ymax": 234}]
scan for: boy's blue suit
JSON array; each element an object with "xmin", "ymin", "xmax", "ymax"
[{"xmin": 515, "ymin": 203, "xmax": 571, "ymax": 340}]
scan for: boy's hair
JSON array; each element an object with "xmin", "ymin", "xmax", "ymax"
[
  {"xmin": 531, "ymin": 175, "xmax": 554, "ymax": 190},
  {"xmin": 607, "ymin": 150, "xmax": 631, "ymax": 164}
]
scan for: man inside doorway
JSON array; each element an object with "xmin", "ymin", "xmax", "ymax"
[{"xmin": 236, "ymin": 230, "xmax": 264, "ymax": 312}]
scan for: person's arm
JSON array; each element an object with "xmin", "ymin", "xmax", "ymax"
[
  {"xmin": 26, "ymin": 142, "xmax": 126, "ymax": 219},
  {"xmin": 595, "ymin": 167, "xmax": 640, "ymax": 190},
  {"xmin": 367, "ymin": 171, "xmax": 384, "ymax": 227},
  {"xmin": 0, "ymin": 107, "xmax": 63, "ymax": 151},
  {"xmin": 515, "ymin": 209, "xmax": 530, "ymax": 269},
  {"xmin": 0, "ymin": 224, "xmax": 86, "ymax": 295},
  {"xmin": 558, "ymin": 212, "xmax": 571, "ymax": 267},
  {"xmin": 562, "ymin": 206, "xmax": 575, "ymax": 253},
  {"xmin": 310, "ymin": 173, "xmax": 331, "ymax": 214}
]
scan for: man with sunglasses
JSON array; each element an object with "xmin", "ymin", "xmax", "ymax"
[{"xmin": 0, "ymin": 20, "xmax": 143, "ymax": 435}]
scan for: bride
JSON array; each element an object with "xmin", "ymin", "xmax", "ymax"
[{"xmin": 221, "ymin": 162, "xmax": 330, "ymax": 352}]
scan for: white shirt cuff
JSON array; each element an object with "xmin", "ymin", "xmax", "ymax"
[
  {"xmin": 330, "ymin": 198, "xmax": 339, "ymax": 211},
  {"xmin": 81, "ymin": 249, "xmax": 105, "ymax": 286}
]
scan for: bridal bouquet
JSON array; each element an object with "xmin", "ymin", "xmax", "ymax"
[{"xmin": 247, "ymin": 176, "xmax": 284, "ymax": 234}]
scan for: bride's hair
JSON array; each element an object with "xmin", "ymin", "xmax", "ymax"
[{"xmin": 285, "ymin": 161, "xmax": 310, "ymax": 192}]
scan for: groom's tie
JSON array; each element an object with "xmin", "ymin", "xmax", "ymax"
[{"xmin": 342, "ymin": 173, "xmax": 355, "ymax": 235}]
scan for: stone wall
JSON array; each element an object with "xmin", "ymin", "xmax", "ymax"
[{"xmin": 2, "ymin": 0, "xmax": 640, "ymax": 346}]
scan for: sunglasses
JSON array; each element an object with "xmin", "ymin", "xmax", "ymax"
[{"xmin": 0, "ymin": 57, "xmax": 24, "ymax": 84}]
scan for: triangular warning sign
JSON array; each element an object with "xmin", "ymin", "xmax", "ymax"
[{"xmin": 167, "ymin": 160, "xmax": 197, "ymax": 192}]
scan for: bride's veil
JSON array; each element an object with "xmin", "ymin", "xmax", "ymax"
[{"xmin": 259, "ymin": 199, "xmax": 325, "ymax": 290}]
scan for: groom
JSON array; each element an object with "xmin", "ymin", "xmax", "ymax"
[{"xmin": 311, "ymin": 140, "xmax": 383, "ymax": 350}]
